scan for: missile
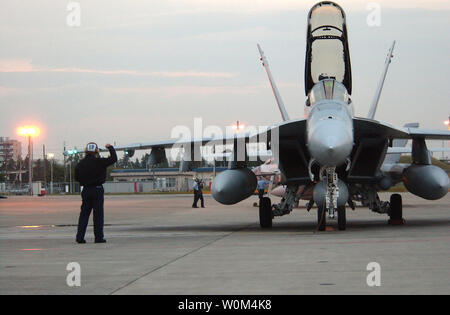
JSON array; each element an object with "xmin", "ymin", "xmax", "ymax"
[
  {"xmin": 402, "ymin": 165, "xmax": 449, "ymax": 200},
  {"xmin": 270, "ymin": 185, "xmax": 314, "ymax": 200},
  {"xmin": 270, "ymin": 185, "xmax": 285, "ymax": 198},
  {"xmin": 212, "ymin": 168, "xmax": 257, "ymax": 205}
]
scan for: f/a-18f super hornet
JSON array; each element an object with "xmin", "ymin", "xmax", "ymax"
[
  {"xmin": 67, "ymin": 1, "xmax": 450, "ymax": 231},
  {"xmin": 248, "ymin": 1, "xmax": 450, "ymax": 230}
]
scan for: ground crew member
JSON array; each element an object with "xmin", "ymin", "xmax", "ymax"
[
  {"xmin": 257, "ymin": 177, "xmax": 269, "ymax": 199},
  {"xmin": 74, "ymin": 143, "xmax": 117, "ymax": 244},
  {"xmin": 192, "ymin": 177, "xmax": 205, "ymax": 208}
]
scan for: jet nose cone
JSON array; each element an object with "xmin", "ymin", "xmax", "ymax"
[{"xmin": 308, "ymin": 121, "xmax": 353, "ymax": 167}]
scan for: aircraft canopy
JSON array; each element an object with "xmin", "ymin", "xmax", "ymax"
[{"xmin": 305, "ymin": 1, "xmax": 352, "ymax": 95}]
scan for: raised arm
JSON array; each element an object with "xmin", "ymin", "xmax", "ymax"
[{"xmin": 101, "ymin": 144, "xmax": 118, "ymax": 167}]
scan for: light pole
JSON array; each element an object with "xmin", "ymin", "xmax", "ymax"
[
  {"xmin": 17, "ymin": 126, "xmax": 39, "ymax": 196},
  {"xmin": 47, "ymin": 153, "xmax": 54, "ymax": 194},
  {"xmin": 229, "ymin": 121, "xmax": 247, "ymax": 169},
  {"xmin": 69, "ymin": 160, "xmax": 72, "ymax": 194},
  {"xmin": 444, "ymin": 117, "xmax": 450, "ymax": 161}
]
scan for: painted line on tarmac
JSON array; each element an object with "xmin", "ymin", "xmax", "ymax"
[{"xmin": 109, "ymin": 223, "xmax": 253, "ymax": 295}]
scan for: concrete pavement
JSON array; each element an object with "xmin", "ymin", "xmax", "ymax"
[{"xmin": 0, "ymin": 193, "xmax": 448, "ymax": 295}]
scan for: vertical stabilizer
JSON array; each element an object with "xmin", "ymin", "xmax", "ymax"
[
  {"xmin": 368, "ymin": 41, "xmax": 395, "ymax": 119},
  {"xmin": 257, "ymin": 44, "xmax": 290, "ymax": 122}
]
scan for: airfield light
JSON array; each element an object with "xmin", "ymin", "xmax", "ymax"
[
  {"xmin": 17, "ymin": 126, "xmax": 40, "ymax": 137},
  {"xmin": 17, "ymin": 125, "xmax": 40, "ymax": 196},
  {"xmin": 65, "ymin": 149, "xmax": 78, "ymax": 155},
  {"xmin": 445, "ymin": 118, "xmax": 450, "ymax": 130},
  {"xmin": 232, "ymin": 121, "xmax": 245, "ymax": 133}
]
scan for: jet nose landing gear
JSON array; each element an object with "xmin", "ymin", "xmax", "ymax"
[
  {"xmin": 337, "ymin": 205, "xmax": 346, "ymax": 231},
  {"xmin": 317, "ymin": 205, "xmax": 347, "ymax": 231}
]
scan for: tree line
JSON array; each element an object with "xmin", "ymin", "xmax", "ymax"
[{"xmin": 0, "ymin": 153, "xmax": 170, "ymax": 183}]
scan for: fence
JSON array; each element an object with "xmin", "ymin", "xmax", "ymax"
[{"xmin": 0, "ymin": 180, "xmax": 179, "ymax": 195}]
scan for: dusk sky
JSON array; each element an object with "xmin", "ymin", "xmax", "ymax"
[{"xmin": 1, "ymin": 0, "xmax": 449, "ymax": 161}]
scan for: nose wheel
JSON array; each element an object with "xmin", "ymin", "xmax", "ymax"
[
  {"xmin": 259, "ymin": 197, "xmax": 273, "ymax": 228},
  {"xmin": 317, "ymin": 205, "xmax": 326, "ymax": 231},
  {"xmin": 337, "ymin": 206, "xmax": 346, "ymax": 230},
  {"xmin": 317, "ymin": 205, "xmax": 346, "ymax": 231}
]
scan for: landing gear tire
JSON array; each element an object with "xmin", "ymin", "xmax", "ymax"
[
  {"xmin": 259, "ymin": 197, "xmax": 273, "ymax": 229},
  {"xmin": 337, "ymin": 206, "xmax": 346, "ymax": 231},
  {"xmin": 389, "ymin": 193, "xmax": 404, "ymax": 225},
  {"xmin": 317, "ymin": 205, "xmax": 326, "ymax": 231}
]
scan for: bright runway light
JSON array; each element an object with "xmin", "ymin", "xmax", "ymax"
[
  {"xmin": 231, "ymin": 121, "xmax": 245, "ymax": 132},
  {"xmin": 17, "ymin": 126, "xmax": 40, "ymax": 137}
]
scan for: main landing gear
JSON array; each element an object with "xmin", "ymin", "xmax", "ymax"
[
  {"xmin": 354, "ymin": 187, "xmax": 405, "ymax": 225},
  {"xmin": 388, "ymin": 193, "xmax": 404, "ymax": 225},
  {"xmin": 259, "ymin": 197, "xmax": 273, "ymax": 228}
]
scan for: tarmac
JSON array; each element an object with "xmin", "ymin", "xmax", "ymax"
[{"xmin": 0, "ymin": 193, "xmax": 448, "ymax": 295}]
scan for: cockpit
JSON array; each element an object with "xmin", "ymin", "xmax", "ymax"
[
  {"xmin": 304, "ymin": 1, "xmax": 352, "ymax": 95},
  {"xmin": 307, "ymin": 79, "xmax": 350, "ymax": 106}
]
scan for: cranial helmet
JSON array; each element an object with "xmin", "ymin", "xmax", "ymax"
[{"xmin": 85, "ymin": 142, "xmax": 99, "ymax": 154}]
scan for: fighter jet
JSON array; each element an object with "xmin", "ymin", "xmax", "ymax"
[
  {"xmin": 67, "ymin": 1, "xmax": 450, "ymax": 231},
  {"xmin": 244, "ymin": 1, "xmax": 450, "ymax": 230}
]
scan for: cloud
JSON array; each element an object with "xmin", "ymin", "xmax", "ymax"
[
  {"xmin": 103, "ymin": 85, "xmax": 263, "ymax": 97},
  {"xmin": 103, "ymin": 81, "xmax": 298, "ymax": 97},
  {"xmin": 0, "ymin": 86, "xmax": 18, "ymax": 96},
  {"xmin": 0, "ymin": 59, "xmax": 235, "ymax": 78},
  {"xmin": 0, "ymin": 59, "xmax": 34, "ymax": 72},
  {"xmin": 159, "ymin": 0, "xmax": 450, "ymax": 12}
]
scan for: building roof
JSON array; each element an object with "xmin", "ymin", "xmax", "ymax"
[{"xmin": 111, "ymin": 167, "xmax": 228, "ymax": 174}]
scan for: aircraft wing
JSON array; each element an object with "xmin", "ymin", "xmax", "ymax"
[
  {"xmin": 103, "ymin": 138, "xmax": 211, "ymax": 152},
  {"xmin": 387, "ymin": 147, "xmax": 450, "ymax": 154},
  {"xmin": 95, "ymin": 124, "xmax": 286, "ymax": 154},
  {"xmin": 353, "ymin": 117, "xmax": 410, "ymax": 139},
  {"xmin": 94, "ymin": 118, "xmax": 310, "ymax": 154},
  {"xmin": 353, "ymin": 117, "xmax": 450, "ymax": 140},
  {"xmin": 98, "ymin": 118, "xmax": 448, "ymax": 154},
  {"xmin": 403, "ymin": 127, "xmax": 450, "ymax": 140}
]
